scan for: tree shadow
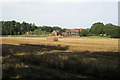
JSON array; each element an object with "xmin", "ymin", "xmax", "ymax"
[
  {"xmin": 2, "ymin": 44, "xmax": 69, "ymax": 56},
  {"xmin": 2, "ymin": 44, "xmax": 120, "ymax": 79}
]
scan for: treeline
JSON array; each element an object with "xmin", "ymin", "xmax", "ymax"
[
  {"xmin": 1, "ymin": 21, "xmax": 120, "ymax": 38},
  {"xmin": 80, "ymin": 22, "xmax": 120, "ymax": 38},
  {"xmin": 1, "ymin": 20, "xmax": 65, "ymax": 35},
  {"xmin": 1, "ymin": 21, "xmax": 37, "ymax": 35}
]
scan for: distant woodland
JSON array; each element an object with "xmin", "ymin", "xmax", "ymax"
[
  {"xmin": 1, "ymin": 20, "xmax": 65, "ymax": 35},
  {"xmin": 1, "ymin": 20, "xmax": 120, "ymax": 38}
]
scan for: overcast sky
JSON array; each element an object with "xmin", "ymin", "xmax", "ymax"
[{"xmin": 0, "ymin": 0, "xmax": 119, "ymax": 28}]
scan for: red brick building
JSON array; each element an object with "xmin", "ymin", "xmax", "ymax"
[
  {"xmin": 51, "ymin": 29, "xmax": 82, "ymax": 36},
  {"xmin": 64, "ymin": 29, "xmax": 82, "ymax": 36}
]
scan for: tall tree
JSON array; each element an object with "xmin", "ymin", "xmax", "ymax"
[
  {"xmin": 104, "ymin": 24, "xmax": 120, "ymax": 38},
  {"xmin": 90, "ymin": 22, "xmax": 104, "ymax": 35}
]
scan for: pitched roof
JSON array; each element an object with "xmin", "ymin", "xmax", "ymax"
[
  {"xmin": 41, "ymin": 31, "xmax": 46, "ymax": 32},
  {"xmin": 69, "ymin": 29, "xmax": 75, "ymax": 32},
  {"xmin": 67, "ymin": 29, "xmax": 80, "ymax": 32}
]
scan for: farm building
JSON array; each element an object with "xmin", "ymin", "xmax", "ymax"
[
  {"xmin": 51, "ymin": 29, "xmax": 82, "ymax": 36},
  {"xmin": 52, "ymin": 30, "xmax": 61, "ymax": 36},
  {"xmin": 64, "ymin": 29, "xmax": 82, "ymax": 36},
  {"xmin": 41, "ymin": 31, "xmax": 46, "ymax": 35}
]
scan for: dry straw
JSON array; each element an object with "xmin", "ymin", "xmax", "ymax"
[
  {"xmin": 53, "ymin": 36, "xmax": 58, "ymax": 41},
  {"xmin": 58, "ymin": 36, "xmax": 63, "ymax": 38},
  {"xmin": 46, "ymin": 36, "xmax": 59, "ymax": 41}
]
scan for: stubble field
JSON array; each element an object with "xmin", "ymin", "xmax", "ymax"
[{"xmin": 2, "ymin": 37, "xmax": 120, "ymax": 79}]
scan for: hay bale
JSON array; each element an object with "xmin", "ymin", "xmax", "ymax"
[
  {"xmin": 58, "ymin": 36, "xmax": 64, "ymax": 38},
  {"xmin": 53, "ymin": 36, "xmax": 58, "ymax": 41},
  {"xmin": 46, "ymin": 36, "xmax": 59, "ymax": 41}
]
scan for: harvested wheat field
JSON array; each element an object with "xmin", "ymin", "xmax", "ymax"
[
  {"xmin": 2, "ymin": 37, "xmax": 120, "ymax": 79},
  {"xmin": 2, "ymin": 37, "xmax": 119, "ymax": 52}
]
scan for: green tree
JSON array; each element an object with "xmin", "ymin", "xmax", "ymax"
[
  {"xmin": 110, "ymin": 27, "xmax": 120, "ymax": 38},
  {"xmin": 31, "ymin": 23, "xmax": 37, "ymax": 31},
  {"xmin": 104, "ymin": 24, "xmax": 115, "ymax": 35},
  {"xmin": 90, "ymin": 22, "xmax": 120, "ymax": 38},
  {"xmin": 34, "ymin": 29, "xmax": 41, "ymax": 35},
  {"xmin": 104, "ymin": 24, "xmax": 120, "ymax": 38},
  {"xmin": 90, "ymin": 22, "xmax": 104, "ymax": 35},
  {"xmin": 15, "ymin": 22, "xmax": 21, "ymax": 33},
  {"xmin": 61, "ymin": 28, "xmax": 66, "ymax": 32},
  {"xmin": 5, "ymin": 30, "xmax": 9, "ymax": 35},
  {"xmin": 41, "ymin": 26, "xmax": 53, "ymax": 32},
  {"xmin": 80, "ymin": 29, "xmax": 89, "ymax": 36},
  {"xmin": 52, "ymin": 26, "xmax": 62, "ymax": 31}
]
